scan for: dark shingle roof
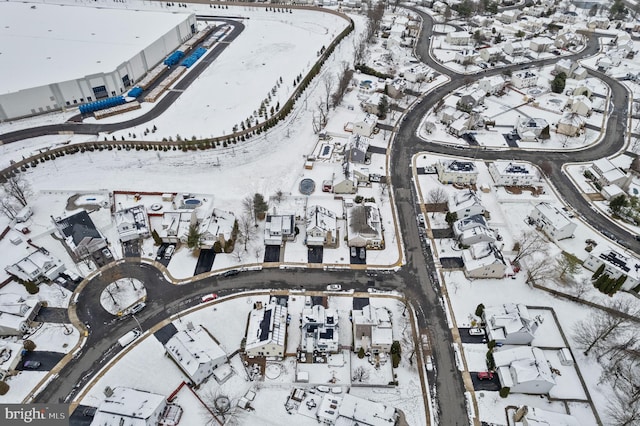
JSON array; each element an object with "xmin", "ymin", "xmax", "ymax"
[{"xmin": 56, "ymin": 210, "xmax": 101, "ymax": 245}]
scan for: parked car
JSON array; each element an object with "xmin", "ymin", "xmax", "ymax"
[
  {"xmin": 359, "ymin": 248, "xmax": 366, "ymax": 260},
  {"xmin": 222, "ymin": 269, "xmax": 239, "ymax": 277},
  {"xmin": 585, "ymin": 239, "xmax": 597, "ymax": 246},
  {"xmin": 164, "ymin": 245, "xmax": 175, "ymax": 259},
  {"xmin": 156, "ymin": 246, "xmax": 166, "ymax": 259},
  {"xmin": 417, "ymin": 213, "xmax": 425, "ymax": 225},
  {"xmin": 102, "ymin": 248, "xmax": 112, "ymax": 258},
  {"xmin": 118, "ymin": 329, "xmax": 141, "ymax": 347},
  {"xmin": 201, "ymin": 293, "xmax": 218, "ymax": 303},
  {"xmin": 129, "ymin": 302, "xmax": 146, "ymax": 315},
  {"xmin": 350, "ymin": 246, "xmax": 357, "ymax": 257},
  {"xmin": 469, "ymin": 328, "xmax": 486, "ymax": 336},
  {"xmin": 326, "ymin": 284, "xmax": 342, "ymax": 291},
  {"xmin": 23, "ymin": 360, "xmax": 41, "ymax": 370},
  {"xmin": 477, "ymin": 371, "xmax": 494, "ymax": 380}
]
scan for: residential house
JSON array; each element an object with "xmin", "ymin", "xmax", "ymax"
[
  {"xmin": 91, "ymin": 387, "xmax": 168, "ymax": 426},
  {"xmin": 0, "ymin": 294, "xmax": 41, "ymax": 336},
  {"xmin": 568, "ymin": 95, "xmax": 592, "ymax": 116},
  {"xmin": 352, "ymin": 114, "xmax": 378, "ymax": 138},
  {"xmin": 333, "ymin": 177, "xmax": 358, "ymax": 195},
  {"xmin": 449, "ymin": 116, "xmax": 469, "ymax": 137},
  {"xmin": 440, "ymin": 106, "xmax": 465, "ymax": 125},
  {"xmin": 306, "ymin": 205, "xmax": 338, "ymax": 247},
  {"xmin": 264, "ymin": 214, "xmax": 295, "ymax": 246},
  {"xmin": 454, "ymin": 49, "xmax": 479, "ymax": 65},
  {"xmin": 497, "ymin": 10, "xmax": 519, "ymax": 24},
  {"xmin": 316, "ymin": 393, "xmax": 398, "ymax": 426},
  {"xmin": 0, "ymin": 341, "xmax": 25, "ymax": 381},
  {"xmin": 583, "ymin": 247, "xmax": 640, "ymax": 292},
  {"xmin": 572, "ymin": 83, "xmax": 593, "ymax": 97},
  {"xmin": 402, "ymin": 63, "xmax": 430, "ymax": 83},
  {"xmin": 503, "ymin": 41, "xmax": 527, "ymax": 56},
  {"xmin": 488, "ymin": 161, "xmax": 539, "ymax": 187},
  {"xmin": 385, "ymin": 78, "xmax": 406, "ymax": 99},
  {"xmin": 165, "ymin": 328, "xmax": 227, "ymax": 386},
  {"xmin": 516, "ymin": 117, "xmax": 549, "ymax": 142},
  {"xmin": 389, "ymin": 23, "xmax": 405, "ymax": 38},
  {"xmin": 571, "ymin": 66, "xmax": 588, "ymax": 80},
  {"xmin": 483, "ymin": 303, "xmax": 542, "ymax": 345},
  {"xmin": 53, "ymin": 210, "xmax": 107, "ymax": 258},
  {"xmin": 528, "ymin": 37, "xmax": 554, "ymax": 53},
  {"xmin": 5, "ymin": 249, "xmax": 65, "ymax": 283},
  {"xmin": 493, "ymin": 346, "xmax": 556, "ymax": 394},
  {"xmin": 479, "ymin": 47, "xmax": 505, "ymax": 65},
  {"xmin": 457, "ymin": 89, "xmax": 485, "ymax": 111},
  {"xmin": 245, "ymin": 301, "xmax": 288, "ymax": 358},
  {"xmin": 453, "ymin": 214, "xmax": 488, "ymax": 237},
  {"xmin": 114, "ymin": 205, "xmax": 150, "ymax": 242},
  {"xmin": 513, "ymin": 405, "xmax": 579, "ymax": 426},
  {"xmin": 448, "ymin": 190, "xmax": 485, "ymax": 219},
  {"xmin": 446, "ymin": 31, "xmax": 470, "ymax": 46},
  {"xmin": 554, "ymin": 32, "xmax": 581, "ymax": 49},
  {"xmin": 458, "ymin": 225, "xmax": 496, "ymax": 245},
  {"xmin": 437, "ymin": 160, "xmax": 478, "ymax": 185},
  {"xmin": 614, "ymin": 32, "xmax": 634, "ymax": 53},
  {"xmin": 510, "ymin": 71, "xmax": 538, "ymax": 89},
  {"xmin": 159, "ymin": 210, "xmax": 196, "ymax": 244},
  {"xmin": 555, "ymin": 59, "xmax": 577, "ymax": 78},
  {"xmin": 470, "ymin": 15, "xmax": 493, "ymax": 27},
  {"xmin": 462, "ymin": 242, "xmax": 506, "ymax": 278},
  {"xmin": 519, "ymin": 16, "xmax": 544, "ymax": 31},
  {"xmin": 198, "ymin": 208, "xmax": 235, "ymax": 250},
  {"xmin": 556, "ymin": 113, "xmax": 585, "ymax": 137},
  {"xmin": 301, "ymin": 305, "xmax": 339, "ymax": 354},
  {"xmin": 478, "ymin": 75, "xmax": 506, "ymax": 95},
  {"xmin": 590, "ymin": 158, "xmax": 629, "ymax": 188},
  {"xmin": 530, "ymin": 202, "xmax": 577, "ymax": 240},
  {"xmin": 352, "ymin": 304, "xmax": 393, "ymax": 354},
  {"xmin": 555, "ymin": 10, "xmax": 578, "ymax": 24},
  {"xmin": 587, "ymin": 16, "xmax": 609, "ymax": 30},
  {"xmin": 345, "ymin": 134, "xmax": 370, "ymax": 164},
  {"xmin": 432, "ymin": 0, "xmax": 447, "ymax": 14},
  {"xmin": 347, "ymin": 202, "xmax": 383, "ymax": 249},
  {"xmin": 361, "ymin": 93, "xmax": 385, "ymax": 116}
]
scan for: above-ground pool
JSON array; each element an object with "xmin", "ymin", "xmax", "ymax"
[
  {"xmin": 183, "ymin": 198, "xmax": 202, "ymax": 208},
  {"xmin": 299, "ymin": 179, "xmax": 316, "ymax": 195},
  {"xmin": 359, "ymin": 80, "xmax": 372, "ymax": 89},
  {"xmin": 319, "ymin": 144, "xmax": 333, "ymax": 159}
]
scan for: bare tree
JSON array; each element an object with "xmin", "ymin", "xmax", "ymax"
[
  {"xmin": 274, "ymin": 189, "xmax": 285, "ymax": 204},
  {"xmin": 332, "ymin": 61, "xmax": 354, "ymax": 107},
  {"xmin": 572, "ymin": 299, "xmax": 636, "ymax": 356},
  {"xmin": 322, "ymin": 74, "xmax": 335, "ymax": 112},
  {"xmin": 427, "ymin": 188, "xmax": 447, "ymax": 218},
  {"xmin": 605, "ymin": 357, "xmax": 640, "ymax": 425},
  {"xmin": 199, "ymin": 388, "xmax": 233, "ymax": 425},
  {"xmin": 2, "ymin": 175, "xmax": 31, "ymax": 208},
  {"xmin": 242, "ymin": 195, "xmax": 255, "ymax": 224},
  {"xmin": 512, "ymin": 230, "xmax": 547, "ymax": 263},
  {"xmin": 238, "ymin": 214, "xmax": 255, "ymax": 251},
  {"xmin": 0, "ymin": 195, "xmax": 19, "ymax": 220},
  {"xmin": 524, "ymin": 256, "xmax": 555, "ymax": 285},
  {"xmin": 352, "ymin": 366, "xmax": 370, "ymax": 382},
  {"xmin": 311, "ymin": 101, "xmax": 328, "ymax": 134}
]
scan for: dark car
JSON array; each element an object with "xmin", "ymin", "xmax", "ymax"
[
  {"xmin": 222, "ymin": 269, "xmax": 239, "ymax": 277},
  {"xmin": 23, "ymin": 361, "xmax": 41, "ymax": 369}
]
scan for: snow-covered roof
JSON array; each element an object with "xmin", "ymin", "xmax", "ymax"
[
  {"xmin": 493, "ymin": 347, "xmax": 555, "ymax": 387},
  {"xmin": 306, "ymin": 205, "xmax": 337, "ymax": 234},
  {"xmin": 484, "ymin": 304, "xmax": 536, "ymax": 338},
  {"xmin": 589, "ymin": 247, "xmax": 640, "ymax": 281},
  {"xmin": 517, "ymin": 405, "xmax": 580, "ymax": 426},
  {"xmin": 454, "ymin": 215, "xmax": 487, "ymax": 236},
  {"xmin": 491, "ymin": 161, "xmax": 537, "ymax": 178},
  {"xmin": 450, "ymin": 190, "xmax": 482, "ymax": 210},
  {"xmin": 245, "ymin": 302, "xmax": 287, "ymax": 351},
  {"xmin": 93, "ymin": 387, "xmax": 166, "ymax": 424},
  {"xmin": 0, "ymin": 295, "xmax": 39, "ymax": 332},
  {"xmin": 462, "ymin": 242, "xmax": 505, "ymax": 271},
  {"xmin": 164, "ymin": 328, "xmax": 226, "ymax": 379},
  {"xmin": 532, "ymin": 202, "xmax": 573, "ymax": 230},
  {"xmin": 0, "ymin": 2, "xmax": 193, "ymax": 94}
]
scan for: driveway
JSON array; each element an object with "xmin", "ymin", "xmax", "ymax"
[
  {"xmin": 470, "ymin": 372, "xmax": 501, "ymax": 391},
  {"xmin": 440, "ymin": 257, "xmax": 464, "ymax": 269},
  {"xmin": 194, "ymin": 249, "xmax": 216, "ymax": 275},
  {"xmin": 18, "ymin": 351, "xmax": 66, "ymax": 372},
  {"xmin": 308, "ymin": 246, "xmax": 324, "ymax": 264},
  {"xmin": 264, "ymin": 245, "xmax": 281, "ymax": 262}
]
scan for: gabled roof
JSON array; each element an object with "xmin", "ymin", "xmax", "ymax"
[
  {"xmin": 55, "ymin": 210, "xmax": 102, "ymax": 246},
  {"xmin": 93, "ymin": 387, "xmax": 166, "ymax": 424}
]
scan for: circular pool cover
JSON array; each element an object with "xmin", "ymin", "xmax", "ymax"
[{"xmin": 299, "ymin": 178, "xmax": 315, "ymax": 195}]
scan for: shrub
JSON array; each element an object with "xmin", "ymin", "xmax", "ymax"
[
  {"xmin": 213, "ymin": 241, "xmax": 223, "ymax": 253},
  {"xmin": 475, "ymin": 303, "xmax": 485, "ymax": 317},
  {"xmin": 358, "ymin": 347, "xmax": 365, "ymax": 359},
  {"xmin": 499, "ymin": 387, "xmax": 510, "ymax": 398},
  {"xmin": 24, "ymin": 281, "xmax": 39, "ymax": 294},
  {"xmin": 23, "ymin": 340, "xmax": 36, "ymax": 351},
  {"xmin": 486, "ymin": 350, "xmax": 496, "ymax": 370},
  {"xmin": 392, "ymin": 353, "xmax": 401, "ymax": 368},
  {"xmin": 0, "ymin": 381, "xmax": 9, "ymax": 396}
]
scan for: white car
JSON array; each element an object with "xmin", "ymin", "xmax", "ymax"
[
  {"xmin": 326, "ymin": 284, "xmax": 342, "ymax": 291},
  {"xmin": 417, "ymin": 214, "xmax": 425, "ymax": 225},
  {"xmin": 129, "ymin": 302, "xmax": 146, "ymax": 315},
  {"xmin": 164, "ymin": 245, "xmax": 175, "ymax": 259},
  {"xmin": 468, "ymin": 328, "xmax": 486, "ymax": 336}
]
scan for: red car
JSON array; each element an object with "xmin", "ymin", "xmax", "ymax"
[
  {"xmin": 201, "ymin": 293, "xmax": 218, "ymax": 303},
  {"xmin": 477, "ymin": 371, "xmax": 494, "ymax": 380}
]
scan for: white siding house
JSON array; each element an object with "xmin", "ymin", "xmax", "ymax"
[
  {"xmin": 462, "ymin": 242, "xmax": 506, "ymax": 278},
  {"xmin": 91, "ymin": 387, "xmax": 167, "ymax": 426},
  {"xmin": 245, "ymin": 301, "xmax": 287, "ymax": 358},
  {"xmin": 5, "ymin": 249, "xmax": 65, "ymax": 283},
  {"xmin": 352, "ymin": 305, "xmax": 393, "ymax": 354},
  {"xmin": 165, "ymin": 328, "xmax": 227, "ymax": 385},
  {"xmin": 436, "ymin": 160, "xmax": 478, "ymax": 185},
  {"xmin": 493, "ymin": 347, "xmax": 556, "ymax": 394},
  {"xmin": 489, "ymin": 161, "xmax": 539, "ymax": 187},
  {"xmin": 347, "ymin": 203, "xmax": 383, "ymax": 249},
  {"xmin": 530, "ymin": 202, "xmax": 576, "ymax": 240},
  {"xmin": 448, "ymin": 190, "xmax": 485, "ymax": 219},
  {"xmin": 583, "ymin": 247, "xmax": 640, "ymax": 292},
  {"xmin": 483, "ymin": 304, "xmax": 541, "ymax": 345}
]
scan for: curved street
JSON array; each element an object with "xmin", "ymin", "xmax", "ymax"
[{"xmin": 6, "ymin": 6, "xmax": 636, "ymax": 426}]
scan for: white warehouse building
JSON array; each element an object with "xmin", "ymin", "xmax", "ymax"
[{"xmin": 0, "ymin": 2, "xmax": 196, "ymax": 121}]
